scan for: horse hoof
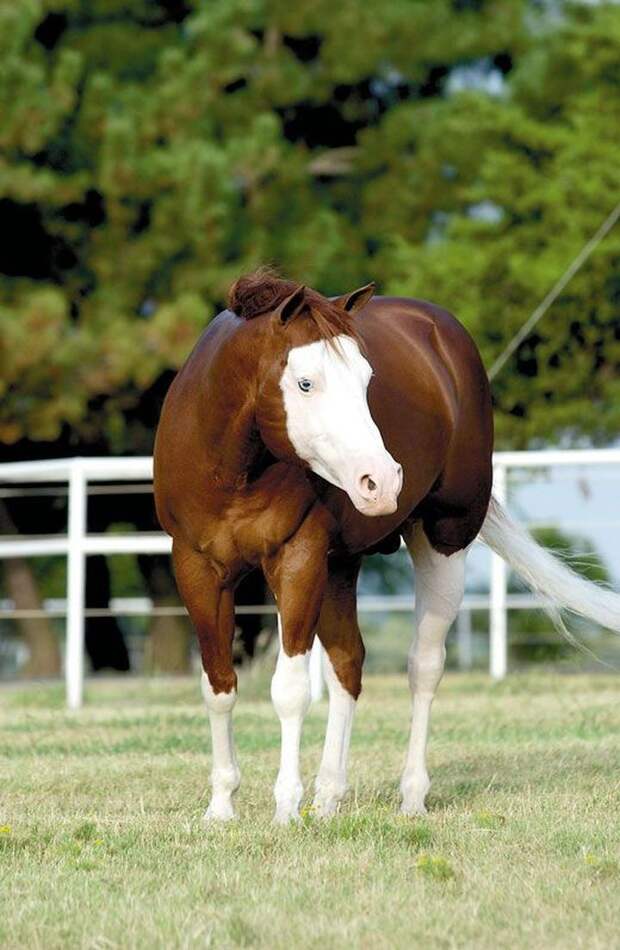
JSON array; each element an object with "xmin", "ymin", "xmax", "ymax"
[
  {"xmin": 311, "ymin": 796, "xmax": 340, "ymax": 818},
  {"xmin": 272, "ymin": 808, "xmax": 301, "ymax": 826},
  {"xmin": 203, "ymin": 803, "xmax": 236, "ymax": 823},
  {"xmin": 399, "ymin": 801, "xmax": 428, "ymax": 817}
]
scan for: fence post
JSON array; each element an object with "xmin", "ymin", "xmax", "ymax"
[
  {"xmin": 66, "ymin": 460, "xmax": 87, "ymax": 709},
  {"xmin": 489, "ymin": 462, "xmax": 508, "ymax": 679}
]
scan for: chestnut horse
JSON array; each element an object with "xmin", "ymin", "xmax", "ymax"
[{"xmin": 154, "ymin": 270, "xmax": 620, "ymax": 823}]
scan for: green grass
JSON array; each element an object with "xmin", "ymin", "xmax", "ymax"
[{"xmin": 1, "ymin": 672, "xmax": 619, "ymax": 949}]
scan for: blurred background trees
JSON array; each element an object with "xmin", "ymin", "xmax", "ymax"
[
  {"xmin": 2, "ymin": 0, "xmax": 619, "ymax": 454},
  {"xmin": 1, "ymin": 0, "xmax": 619, "ymax": 675}
]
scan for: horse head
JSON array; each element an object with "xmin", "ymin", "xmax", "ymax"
[{"xmin": 230, "ymin": 271, "xmax": 403, "ymax": 516}]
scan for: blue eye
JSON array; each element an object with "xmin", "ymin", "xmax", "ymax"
[{"xmin": 298, "ymin": 378, "xmax": 313, "ymax": 393}]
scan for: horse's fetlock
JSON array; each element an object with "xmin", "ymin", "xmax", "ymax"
[
  {"xmin": 212, "ymin": 765, "xmax": 240, "ymax": 794},
  {"xmin": 314, "ymin": 769, "xmax": 347, "ymax": 801}
]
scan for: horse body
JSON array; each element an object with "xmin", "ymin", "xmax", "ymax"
[
  {"xmin": 155, "ymin": 294, "xmax": 492, "ymax": 561},
  {"xmin": 154, "ymin": 271, "xmax": 620, "ymax": 823}
]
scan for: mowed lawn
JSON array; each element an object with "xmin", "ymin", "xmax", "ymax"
[{"xmin": 1, "ymin": 672, "xmax": 619, "ymax": 950}]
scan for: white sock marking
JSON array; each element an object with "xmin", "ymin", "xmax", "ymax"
[
  {"xmin": 313, "ymin": 651, "xmax": 356, "ymax": 817},
  {"xmin": 201, "ymin": 671, "xmax": 240, "ymax": 822},
  {"xmin": 271, "ymin": 616, "xmax": 311, "ymax": 823},
  {"xmin": 400, "ymin": 527, "xmax": 466, "ymax": 815}
]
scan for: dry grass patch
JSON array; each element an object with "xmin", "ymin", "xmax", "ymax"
[{"xmin": 1, "ymin": 672, "xmax": 619, "ymax": 949}]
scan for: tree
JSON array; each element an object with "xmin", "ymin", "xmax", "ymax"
[
  {"xmin": 3, "ymin": 1, "xmax": 617, "ymax": 452},
  {"xmin": 0, "ymin": 501, "xmax": 61, "ymax": 677},
  {"xmin": 0, "ymin": 0, "xmax": 535, "ymax": 450}
]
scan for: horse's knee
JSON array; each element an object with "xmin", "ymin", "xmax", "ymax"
[
  {"xmin": 330, "ymin": 652, "xmax": 364, "ymax": 700},
  {"xmin": 202, "ymin": 670, "xmax": 237, "ymax": 711},
  {"xmin": 409, "ymin": 649, "xmax": 446, "ymax": 691}
]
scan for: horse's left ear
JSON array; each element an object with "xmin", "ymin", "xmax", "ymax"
[{"xmin": 333, "ymin": 282, "xmax": 376, "ymax": 316}]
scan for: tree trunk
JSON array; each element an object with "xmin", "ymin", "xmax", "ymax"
[
  {"xmin": 146, "ymin": 608, "xmax": 191, "ymax": 673},
  {"xmin": 85, "ymin": 555, "xmax": 131, "ymax": 672},
  {"xmin": 139, "ymin": 556, "xmax": 191, "ymax": 673},
  {"xmin": 0, "ymin": 501, "xmax": 61, "ymax": 677}
]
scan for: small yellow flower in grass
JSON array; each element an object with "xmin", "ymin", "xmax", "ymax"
[
  {"xmin": 0, "ymin": 826, "xmax": 11, "ymax": 835},
  {"xmin": 475, "ymin": 810, "xmax": 506, "ymax": 830},
  {"xmin": 299, "ymin": 806, "xmax": 314, "ymax": 819},
  {"xmin": 584, "ymin": 852, "xmax": 618, "ymax": 880},
  {"xmin": 93, "ymin": 839, "xmax": 104, "ymax": 846}
]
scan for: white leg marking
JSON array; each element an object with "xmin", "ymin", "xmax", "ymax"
[
  {"xmin": 201, "ymin": 671, "xmax": 240, "ymax": 822},
  {"xmin": 400, "ymin": 527, "xmax": 466, "ymax": 816},
  {"xmin": 312, "ymin": 652, "xmax": 356, "ymax": 817},
  {"xmin": 271, "ymin": 617, "xmax": 311, "ymax": 824}
]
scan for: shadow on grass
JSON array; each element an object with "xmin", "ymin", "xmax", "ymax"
[{"xmin": 357, "ymin": 741, "xmax": 616, "ymax": 814}]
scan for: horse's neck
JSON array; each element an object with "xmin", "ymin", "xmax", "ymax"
[{"xmin": 202, "ymin": 381, "xmax": 260, "ymax": 491}]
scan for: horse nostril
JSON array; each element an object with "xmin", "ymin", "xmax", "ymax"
[{"xmin": 359, "ymin": 474, "xmax": 378, "ymax": 499}]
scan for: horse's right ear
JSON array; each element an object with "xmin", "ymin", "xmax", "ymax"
[
  {"xmin": 273, "ymin": 285, "xmax": 306, "ymax": 325},
  {"xmin": 333, "ymin": 282, "xmax": 375, "ymax": 316}
]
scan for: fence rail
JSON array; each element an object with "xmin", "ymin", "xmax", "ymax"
[{"xmin": 1, "ymin": 450, "xmax": 619, "ymax": 708}]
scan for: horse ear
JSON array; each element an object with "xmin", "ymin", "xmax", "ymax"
[
  {"xmin": 333, "ymin": 282, "xmax": 375, "ymax": 315},
  {"xmin": 273, "ymin": 285, "xmax": 306, "ymax": 325}
]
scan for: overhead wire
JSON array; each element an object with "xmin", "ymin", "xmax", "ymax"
[{"xmin": 488, "ymin": 200, "xmax": 620, "ymax": 381}]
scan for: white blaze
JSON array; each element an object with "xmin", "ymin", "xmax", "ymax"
[{"xmin": 279, "ymin": 335, "xmax": 402, "ymax": 516}]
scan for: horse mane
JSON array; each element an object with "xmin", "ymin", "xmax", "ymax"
[{"xmin": 228, "ymin": 267, "xmax": 360, "ymax": 343}]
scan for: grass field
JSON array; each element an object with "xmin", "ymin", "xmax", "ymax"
[{"xmin": 1, "ymin": 672, "xmax": 619, "ymax": 949}]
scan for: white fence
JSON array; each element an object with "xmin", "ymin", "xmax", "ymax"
[{"xmin": 0, "ymin": 449, "xmax": 619, "ymax": 708}]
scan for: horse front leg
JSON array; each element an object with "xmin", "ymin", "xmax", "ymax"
[
  {"xmin": 264, "ymin": 511, "xmax": 329, "ymax": 824},
  {"xmin": 172, "ymin": 540, "xmax": 240, "ymax": 822},
  {"xmin": 312, "ymin": 556, "xmax": 364, "ymax": 817}
]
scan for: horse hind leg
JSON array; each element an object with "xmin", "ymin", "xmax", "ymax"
[
  {"xmin": 172, "ymin": 541, "xmax": 240, "ymax": 822},
  {"xmin": 400, "ymin": 523, "xmax": 466, "ymax": 815}
]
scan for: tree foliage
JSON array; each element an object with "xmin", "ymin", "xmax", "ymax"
[{"xmin": 0, "ymin": 0, "xmax": 618, "ymax": 454}]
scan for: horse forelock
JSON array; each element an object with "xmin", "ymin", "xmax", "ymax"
[
  {"xmin": 228, "ymin": 267, "xmax": 297, "ymax": 320},
  {"xmin": 228, "ymin": 268, "xmax": 361, "ymax": 348}
]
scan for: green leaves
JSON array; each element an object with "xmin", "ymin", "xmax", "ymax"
[
  {"xmin": 1, "ymin": 1, "xmax": 618, "ymax": 452},
  {"xmin": 373, "ymin": 7, "xmax": 620, "ymax": 447}
]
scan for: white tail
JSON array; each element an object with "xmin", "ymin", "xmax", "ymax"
[{"xmin": 480, "ymin": 495, "xmax": 620, "ymax": 635}]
